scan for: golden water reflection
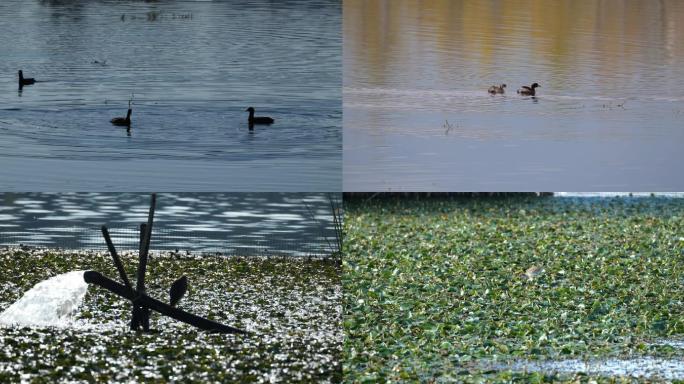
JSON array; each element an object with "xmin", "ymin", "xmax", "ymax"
[
  {"xmin": 345, "ymin": 0, "xmax": 684, "ymax": 94},
  {"xmin": 343, "ymin": 0, "xmax": 684, "ymax": 191}
]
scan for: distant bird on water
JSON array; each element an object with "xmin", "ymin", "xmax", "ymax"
[
  {"xmin": 245, "ymin": 107, "xmax": 274, "ymax": 127},
  {"xmin": 517, "ymin": 83, "xmax": 540, "ymax": 96},
  {"xmin": 111, "ymin": 108, "xmax": 132, "ymax": 127},
  {"xmin": 488, "ymin": 84, "xmax": 506, "ymax": 94},
  {"xmin": 18, "ymin": 70, "xmax": 36, "ymax": 89},
  {"xmin": 169, "ymin": 275, "xmax": 188, "ymax": 307}
]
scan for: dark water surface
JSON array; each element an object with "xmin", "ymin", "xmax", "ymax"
[
  {"xmin": 0, "ymin": 193, "xmax": 341, "ymax": 255},
  {"xmin": 0, "ymin": 0, "xmax": 341, "ymax": 191},
  {"xmin": 344, "ymin": 0, "xmax": 684, "ymax": 191}
]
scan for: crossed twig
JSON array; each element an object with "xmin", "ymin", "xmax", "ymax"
[{"xmin": 85, "ymin": 193, "xmax": 247, "ymax": 334}]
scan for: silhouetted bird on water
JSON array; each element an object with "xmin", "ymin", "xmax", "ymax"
[
  {"xmin": 245, "ymin": 107, "xmax": 274, "ymax": 127},
  {"xmin": 18, "ymin": 70, "xmax": 36, "ymax": 89},
  {"xmin": 111, "ymin": 108, "xmax": 132, "ymax": 127},
  {"xmin": 488, "ymin": 84, "xmax": 506, "ymax": 94},
  {"xmin": 169, "ymin": 275, "xmax": 188, "ymax": 307},
  {"xmin": 517, "ymin": 83, "xmax": 540, "ymax": 96}
]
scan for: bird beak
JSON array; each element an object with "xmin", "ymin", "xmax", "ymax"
[{"xmin": 245, "ymin": 108, "xmax": 249, "ymax": 111}]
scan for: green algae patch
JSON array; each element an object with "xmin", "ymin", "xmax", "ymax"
[
  {"xmin": 0, "ymin": 249, "xmax": 341, "ymax": 382},
  {"xmin": 343, "ymin": 196, "xmax": 684, "ymax": 383}
]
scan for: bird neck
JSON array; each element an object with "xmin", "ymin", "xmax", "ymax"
[
  {"xmin": 248, "ymin": 110, "xmax": 255, "ymax": 120},
  {"xmin": 18, "ymin": 72, "xmax": 23, "ymax": 80},
  {"xmin": 126, "ymin": 109, "xmax": 132, "ymax": 121}
]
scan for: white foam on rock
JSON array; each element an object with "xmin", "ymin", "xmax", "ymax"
[{"xmin": 0, "ymin": 270, "xmax": 88, "ymax": 327}]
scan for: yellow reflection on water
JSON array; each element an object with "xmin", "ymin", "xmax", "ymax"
[{"xmin": 345, "ymin": 0, "xmax": 684, "ymax": 91}]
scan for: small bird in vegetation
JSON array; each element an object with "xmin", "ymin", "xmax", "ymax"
[
  {"xmin": 169, "ymin": 275, "xmax": 188, "ymax": 307},
  {"xmin": 488, "ymin": 84, "xmax": 506, "ymax": 94},
  {"xmin": 245, "ymin": 107, "xmax": 274, "ymax": 127},
  {"xmin": 517, "ymin": 83, "xmax": 540, "ymax": 96},
  {"xmin": 524, "ymin": 265, "xmax": 544, "ymax": 281},
  {"xmin": 18, "ymin": 70, "xmax": 36, "ymax": 89},
  {"xmin": 110, "ymin": 108, "xmax": 132, "ymax": 127}
]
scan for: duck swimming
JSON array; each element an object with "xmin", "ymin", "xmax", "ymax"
[
  {"xmin": 18, "ymin": 70, "xmax": 36, "ymax": 88},
  {"xmin": 488, "ymin": 84, "xmax": 506, "ymax": 94},
  {"xmin": 111, "ymin": 108, "xmax": 132, "ymax": 126},
  {"xmin": 246, "ymin": 107, "xmax": 274, "ymax": 126},
  {"xmin": 517, "ymin": 83, "xmax": 540, "ymax": 96}
]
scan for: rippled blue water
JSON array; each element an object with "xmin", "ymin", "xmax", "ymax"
[
  {"xmin": 344, "ymin": 0, "xmax": 684, "ymax": 191},
  {"xmin": 0, "ymin": 0, "xmax": 341, "ymax": 191},
  {"xmin": 0, "ymin": 193, "xmax": 341, "ymax": 255}
]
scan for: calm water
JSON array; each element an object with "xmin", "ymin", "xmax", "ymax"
[
  {"xmin": 0, "ymin": 0, "xmax": 341, "ymax": 191},
  {"xmin": 494, "ymin": 356, "xmax": 684, "ymax": 381},
  {"xmin": 0, "ymin": 193, "xmax": 341, "ymax": 255},
  {"xmin": 344, "ymin": 0, "xmax": 684, "ymax": 191}
]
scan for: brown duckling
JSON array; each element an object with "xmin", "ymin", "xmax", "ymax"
[
  {"xmin": 523, "ymin": 265, "xmax": 544, "ymax": 281},
  {"xmin": 488, "ymin": 84, "xmax": 506, "ymax": 94},
  {"xmin": 517, "ymin": 83, "xmax": 540, "ymax": 96}
]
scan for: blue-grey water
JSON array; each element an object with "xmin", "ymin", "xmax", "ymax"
[
  {"xmin": 0, "ymin": 0, "xmax": 341, "ymax": 191},
  {"xmin": 0, "ymin": 193, "xmax": 342, "ymax": 256},
  {"xmin": 492, "ymin": 357, "xmax": 684, "ymax": 381},
  {"xmin": 344, "ymin": 0, "xmax": 684, "ymax": 191}
]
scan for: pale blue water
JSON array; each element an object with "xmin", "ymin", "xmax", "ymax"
[{"xmin": 0, "ymin": 0, "xmax": 341, "ymax": 191}]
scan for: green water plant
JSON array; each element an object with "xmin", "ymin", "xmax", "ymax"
[
  {"xmin": 344, "ymin": 195, "xmax": 684, "ymax": 383},
  {"xmin": 0, "ymin": 248, "xmax": 341, "ymax": 382}
]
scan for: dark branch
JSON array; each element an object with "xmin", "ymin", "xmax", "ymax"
[
  {"xmin": 100, "ymin": 225, "xmax": 133, "ymax": 291},
  {"xmin": 84, "ymin": 271, "xmax": 247, "ymax": 334}
]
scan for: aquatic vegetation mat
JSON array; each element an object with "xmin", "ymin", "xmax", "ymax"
[
  {"xmin": 0, "ymin": 248, "xmax": 341, "ymax": 382},
  {"xmin": 343, "ymin": 196, "xmax": 684, "ymax": 383}
]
